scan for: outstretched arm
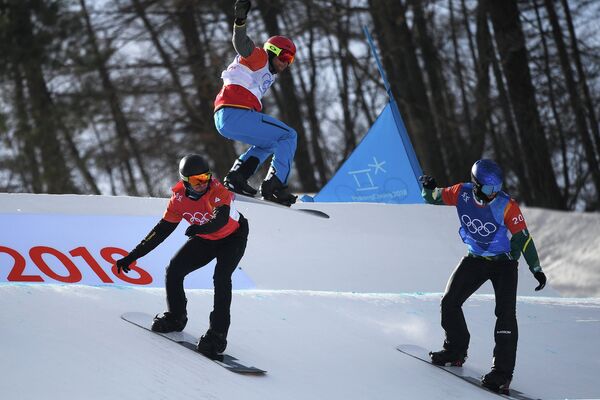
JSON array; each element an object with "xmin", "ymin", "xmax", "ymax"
[
  {"xmin": 232, "ymin": 0, "xmax": 254, "ymax": 58},
  {"xmin": 115, "ymin": 219, "xmax": 178, "ymax": 274}
]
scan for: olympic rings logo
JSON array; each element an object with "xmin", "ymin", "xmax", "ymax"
[
  {"xmin": 461, "ymin": 214, "xmax": 497, "ymax": 237},
  {"xmin": 183, "ymin": 212, "xmax": 211, "ymax": 225}
]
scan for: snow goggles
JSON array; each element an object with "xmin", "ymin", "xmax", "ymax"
[
  {"xmin": 264, "ymin": 43, "xmax": 295, "ymax": 65},
  {"xmin": 181, "ymin": 172, "xmax": 212, "ymax": 186},
  {"xmin": 473, "ymin": 179, "xmax": 502, "ymax": 196}
]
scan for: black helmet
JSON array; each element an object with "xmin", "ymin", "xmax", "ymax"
[
  {"xmin": 178, "ymin": 154, "xmax": 211, "ymax": 200},
  {"xmin": 179, "ymin": 154, "xmax": 209, "ymax": 178}
]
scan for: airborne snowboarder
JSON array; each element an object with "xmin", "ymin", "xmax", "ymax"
[{"xmin": 214, "ymin": 0, "xmax": 298, "ymax": 206}]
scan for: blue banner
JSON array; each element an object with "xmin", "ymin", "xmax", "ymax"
[{"xmin": 313, "ymin": 101, "xmax": 423, "ymax": 204}]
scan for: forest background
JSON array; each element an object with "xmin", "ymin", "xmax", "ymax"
[{"xmin": 1, "ymin": 0, "xmax": 599, "ymax": 210}]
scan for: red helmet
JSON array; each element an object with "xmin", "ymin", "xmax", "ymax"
[{"xmin": 263, "ymin": 36, "xmax": 296, "ymax": 65}]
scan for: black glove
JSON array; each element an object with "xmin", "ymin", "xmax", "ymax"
[
  {"xmin": 185, "ymin": 224, "xmax": 203, "ymax": 237},
  {"xmin": 116, "ymin": 254, "xmax": 137, "ymax": 274},
  {"xmin": 234, "ymin": 0, "xmax": 251, "ymax": 20},
  {"xmin": 534, "ymin": 271, "xmax": 547, "ymax": 291},
  {"xmin": 419, "ymin": 175, "xmax": 437, "ymax": 190}
]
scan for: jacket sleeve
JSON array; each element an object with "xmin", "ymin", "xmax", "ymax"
[
  {"xmin": 128, "ymin": 219, "xmax": 179, "ymax": 259},
  {"xmin": 421, "ymin": 187, "xmax": 445, "ymax": 205},
  {"xmin": 510, "ymin": 229, "xmax": 542, "ymax": 273},
  {"xmin": 232, "ymin": 21, "xmax": 254, "ymax": 58}
]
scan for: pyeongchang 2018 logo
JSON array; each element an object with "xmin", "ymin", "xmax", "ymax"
[
  {"xmin": 259, "ymin": 73, "xmax": 274, "ymax": 95},
  {"xmin": 183, "ymin": 212, "xmax": 211, "ymax": 225},
  {"xmin": 461, "ymin": 214, "xmax": 497, "ymax": 237}
]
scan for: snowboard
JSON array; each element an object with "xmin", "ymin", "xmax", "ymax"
[
  {"xmin": 121, "ymin": 312, "xmax": 266, "ymax": 374},
  {"xmin": 233, "ymin": 192, "xmax": 330, "ymax": 219},
  {"xmin": 396, "ymin": 344, "xmax": 540, "ymax": 400}
]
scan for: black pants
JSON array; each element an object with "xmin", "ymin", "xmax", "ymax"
[
  {"xmin": 441, "ymin": 256, "xmax": 518, "ymax": 375},
  {"xmin": 164, "ymin": 216, "xmax": 248, "ymax": 336}
]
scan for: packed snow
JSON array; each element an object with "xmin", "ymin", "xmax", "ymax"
[{"xmin": 1, "ymin": 193, "xmax": 599, "ymax": 400}]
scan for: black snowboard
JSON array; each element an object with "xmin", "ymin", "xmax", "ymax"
[
  {"xmin": 122, "ymin": 312, "xmax": 266, "ymax": 374},
  {"xmin": 396, "ymin": 344, "xmax": 540, "ymax": 400}
]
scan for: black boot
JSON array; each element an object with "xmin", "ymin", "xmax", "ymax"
[
  {"xmin": 429, "ymin": 349, "xmax": 467, "ymax": 366},
  {"xmin": 196, "ymin": 329, "xmax": 227, "ymax": 358},
  {"xmin": 261, "ymin": 174, "xmax": 297, "ymax": 206},
  {"xmin": 151, "ymin": 312, "xmax": 188, "ymax": 333},
  {"xmin": 224, "ymin": 157, "xmax": 259, "ymax": 196},
  {"xmin": 481, "ymin": 369, "xmax": 512, "ymax": 394}
]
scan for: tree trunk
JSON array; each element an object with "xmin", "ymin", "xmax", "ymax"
[
  {"xmin": 14, "ymin": 3, "xmax": 78, "ymax": 194},
  {"xmin": 333, "ymin": 0, "xmax": 357, "ymax": 160},
  {"xmin": 448, "ymin": 0, "xmax": 475, "ymax": 156},
  {"xmin": 12, "ymin": 65, "xmax": 41, "ymax": 193},
  {"xmin": 296, "ymin": 1, "xmax": 328, "ymax": 187},
  {"xmin": 488, "ymin": 0, "xmax": 564, "ymax": 208},
  {"xmin": 560, "ymin": 0, "xmax": 600, "ymax": 165},
  {"xmin": 174, "ymin": 1, "xmax": 237, "ymax": 176},
  {"xmin": 533, "ymin": 0, "xmax": 570, "ymax": 201},
  {"xmin": 543, "ymin": 0, "xmax": 600, "ymax": 196},
  {"xmin": 80, "ymin": 0, "xmax": 148, "ymax": 195},
  {"xmin": 410, "ymin": 0, "xmax": 464, "ymax": 182},
  {"xmin": 368, "ymin": 0, "xmax": 448, "ymax": 182},
  {"xmin": 487, "ymin": 27, "xmax": 532, "ymax": 203},
  {"xmin": 471, "ymin": 0, "xmax": 491, "ymax": 161}
]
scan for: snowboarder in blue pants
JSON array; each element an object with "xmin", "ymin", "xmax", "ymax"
[{"xmin": 214, "ymin": 0, "xmax": 298, "ymax": 206}]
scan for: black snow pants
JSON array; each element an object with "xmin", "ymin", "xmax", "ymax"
[
  {"xmin": 164, "ymin": 215, "xmax": 248, "ymax": 337},
  {"xmin": 440, "ymin": 256, "xmax": 518, "ymax": 375}
]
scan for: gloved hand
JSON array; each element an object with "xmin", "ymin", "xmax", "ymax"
[
  {"xmin": 534, "ymin": 270, "xmax": 547, "ymax": 291},
  {"xmin": 419, "ymin": 175, "xmax": 437, "ymax": 190},
  {"xmin": 185, "ymin": 224, "xmax": 203, "ymax": 237},
  {"xmin": 116, "ymin": 254, "xmax": 137, "ymax": 274},
  {"xmin": 234, "ymin": 0, "xmax": 252, "ymax": 20}
]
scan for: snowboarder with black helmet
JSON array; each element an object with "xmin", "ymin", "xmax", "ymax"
[
  {"xmin": 419, "ymin": 159, "xmax": 547, "ymax": 394},
  {"xmin": 213, "ymin": 0, "xmax": 298, "ymax": 206},
  {"xmin": 114, "ymin": 154, "xmax": 249, "ymax": 358}
]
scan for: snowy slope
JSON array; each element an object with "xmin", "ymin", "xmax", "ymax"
[{"xmin": 0, "ymin": 193, "xmax": 599, "ymax": 400}]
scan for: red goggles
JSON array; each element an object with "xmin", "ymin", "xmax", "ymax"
[
  {"xmin": 264, "ymin": 43, "xmax": 295, "ymax": 65},
  {"xmin": 182, "ymin": 172, "xmax": 212, "ymax": 186},
  {"xmin": 277, "ymin": 50, "xmax": 295, "ymax": 65}
]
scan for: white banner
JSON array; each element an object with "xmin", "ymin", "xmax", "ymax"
[{"xmin": 0, "ymin": 214, "xmax": 255, "ymax": 289}]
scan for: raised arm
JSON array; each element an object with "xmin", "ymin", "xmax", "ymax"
[{"xmin": 232, "ymin": 0, "xmax": 254, "ymax": 58}]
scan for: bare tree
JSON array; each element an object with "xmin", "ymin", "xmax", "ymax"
[{"xmin": 488, "ymin": 0, "xmax": 563, "ymax": 208}]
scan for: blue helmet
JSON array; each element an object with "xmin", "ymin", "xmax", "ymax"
[{"xmin": 471, "ymin": 159, "xmax": 503, "ymax": 199}]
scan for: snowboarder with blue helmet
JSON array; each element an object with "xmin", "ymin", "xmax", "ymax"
[
  {"xmin": 419, "ymin": 159, "xmax": 547, "ymax": 395},
  {"xmin": 471, "ymin": 159, "xmax": 504, "ymax": 203}
]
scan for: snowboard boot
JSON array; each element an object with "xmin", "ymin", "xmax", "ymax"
[
  {"xmin": 261, "ymin": 175, "xmax": 297, "ymax": 206},
  {"xmin": 196, "ymin": 329, "xmax": 227, "ymax": 359},
  {"xmin": 481, "ymin": 369, "xmax": 512, "ymax": 394},
  {"xmin": 429, "ymin": 349, "xmax": 467, "ymax": 366},
  {"xmin": 224, "ymin": 157, "xmax": 259, "ymax": 196},
  {"xmin": 151, "ymin": 312, "xmax": 188, "ymax": 333}
]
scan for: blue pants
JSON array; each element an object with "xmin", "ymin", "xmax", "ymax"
[{"xmin": 214, "ymin": 107, "xmax": 297, "ymax": 184}]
